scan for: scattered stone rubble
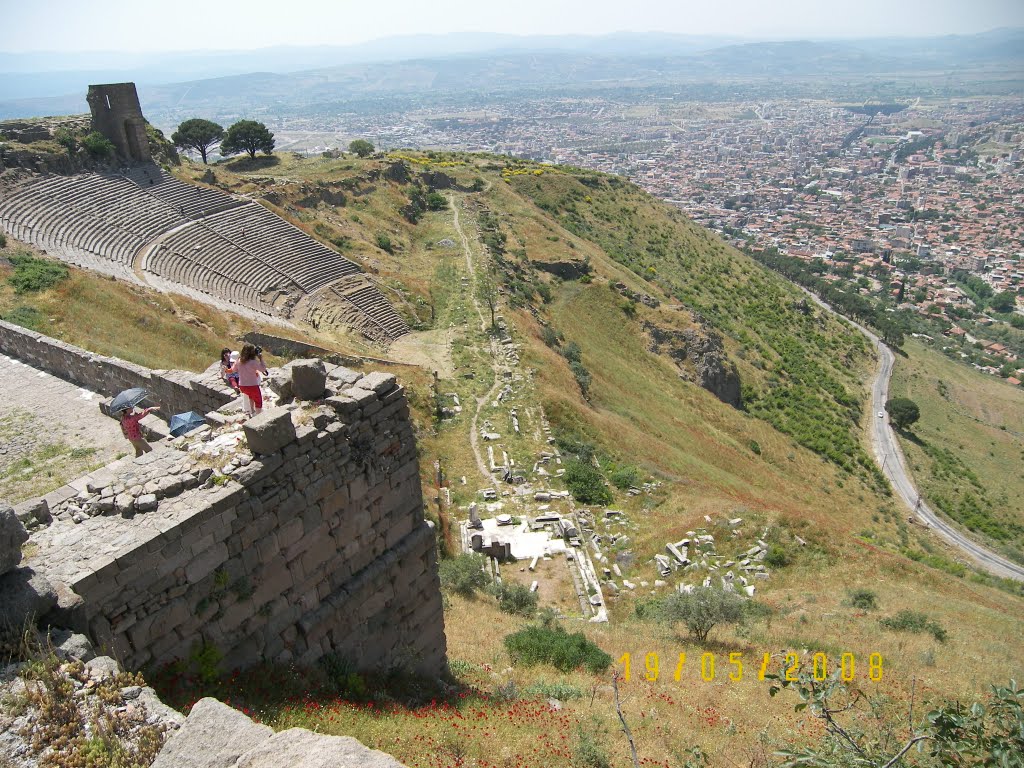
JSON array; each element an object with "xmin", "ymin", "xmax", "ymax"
[
  {"xmin": 0, "ymin": 634, "xmax": 184, "ymax": 768},
  {"xmin": 652, "ymin": 517, "xmax": 775, "ymax": 598},
  {"xmin": 0, "ymin": 632, "xmax": 406, "ymax": 768}
]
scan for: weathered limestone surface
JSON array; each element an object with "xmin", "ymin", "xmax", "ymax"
[
  {"xmin": 287, "ymin": 358, "xmax": 327, "ymax": 400},
  {"xmin": 151, "ymin": 698, "xmax": 272, "ymax": 768},
  {"xmin": 153, "ymin": 698, "xmax": 407, "ymax": 768},
  {"xmin": 242, "ymin": 408, "xmax": 296, "ymax": 455},
  {"xmin": 0, "ymin": 503, "xmax": 28, "ymax": 575},
  {"xmin": 28, "ymin": 366, "xmax": 447, "ymax": 677}
]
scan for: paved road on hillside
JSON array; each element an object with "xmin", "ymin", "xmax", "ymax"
[{"xmin": 801, "ymin": 289, "xmax": 1024, "ymax": 582}]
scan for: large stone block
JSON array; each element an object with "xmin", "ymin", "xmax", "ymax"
[
  {"xmin": 0, "ymin": 567, "xmax": 57, "ymax": 634},
  {"xmin": 243, "ymin": 408, "xmax": 297, "ymax": 455},
  {"xmin": 151, "ymin": 697, "xmax": 273, "ymax": 768},
  {"xmin": 326, "ymin": 366, "xmax": 362, "ymax": 389},
  {"xmin": 359, "ymin": 371, "xmax": 397, "ymax": 395},
  {"xmin": 289, "ymin": 359, "xmax": 327, "ymax": 400},
  {"xmin": 0, "ymin": 502, "xmax": 29, "ymax": 575},
  {"xmin": 265, "ymin": 368, "xmax": 294, "ymax": 403},
  {"xmin": 237, "ymin": 727, "xmax": 407, "ymax": 768}
]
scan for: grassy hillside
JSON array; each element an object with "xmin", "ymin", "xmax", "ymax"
[
  {"xmin": 6, "ymin": 151, "xmax": 1020, "ymax": 764},
  {"xmin": 502, "ymin": 166, "xmax": 878, "ymax": 482},
  {"xmin": 158, "ymin": 151, "xmax": 1023, "ymax": 763},
  {"xmin": 890, "ymin": 338, "xmax": 1024, "ymax": 564}
]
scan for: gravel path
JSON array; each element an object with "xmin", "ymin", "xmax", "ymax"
[{"xmin": 0, "ymin": 353, "xmax": 127, "ymax": 503}]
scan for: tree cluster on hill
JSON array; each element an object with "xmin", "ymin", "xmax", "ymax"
[
  {"xmin": 752, "ymin": 247, "xmax": 909, "ymax": 348},
  {"xmin": 171, "ymin": 118, "xmax": 275, "ymax": 161}
]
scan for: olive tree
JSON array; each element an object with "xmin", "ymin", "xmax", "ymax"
[
  {"xmin": 348, "ymin": 139, "xmax": 375, "ymax": 157},
  {"xmin": 659, "ymin": 586, "xmax": 745, "ymax": 644}
]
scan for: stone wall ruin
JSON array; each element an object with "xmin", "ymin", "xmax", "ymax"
[
  {"xmin": 87, "ymin": 83, "xmax": 151, "ymax": 163},
  {"xmin": 3, "ymin": 321, "xmax": 447, "ymax": 678}
]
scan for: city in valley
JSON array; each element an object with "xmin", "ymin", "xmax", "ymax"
[{"xmin": 256, "ymin": 94, "xmax": 1022, "ymax": 382}]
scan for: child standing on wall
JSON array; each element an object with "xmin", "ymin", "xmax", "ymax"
[
  {"xmin": 119, "ymin": 406, "xmax": 160, "ymax": 457},
  {"xmin": 229, "ymin": 343, "xmax": 268, "ymax": 418}
]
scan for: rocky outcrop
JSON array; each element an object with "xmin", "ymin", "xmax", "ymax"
[
  {"xmin": 0, "ymin": 567, "xmax": 57, "ymax": 659},
  {"xmin": 421, "ymin": 170, "xmax": 455, "ymax": 190},
  {"xmin": 645, "ymin": 321, "xmax": 742, "ymax": 408},
  {"xmin": 612, "ymin": 281, "xmax": 659, "ymax": 308},
  {"xmin": 153, "ymin": 698, "xmax": 406, "ymax": 768},
  {"xmin": 532, "ymin": 258, "xmax": 591, "ymax": 281},
  {"xmin": 296, "ymin": 184, "xmax": 348, "ymax": 208},
  {"xmin": 0, "ymin": 504, "xmax": 28, "ymax": 575},
  {"xmin": 382, "ymin": 161, "xmax": 411, "ymax": 184}
]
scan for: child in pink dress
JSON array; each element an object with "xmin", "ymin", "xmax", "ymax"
[{"xmin": 120, "ymin": 406, "xmax": 159, "ymax": 457}]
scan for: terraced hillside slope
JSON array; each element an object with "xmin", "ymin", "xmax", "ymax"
[{"xmin": 0, "ymin": 164, "xmax": 408, "ymax": 344}]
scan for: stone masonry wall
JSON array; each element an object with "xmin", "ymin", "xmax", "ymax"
[
  {"xmin": 27, "ymin": 369, "xmax": 447, "ymax": 678},
  {"xmin": 0, "ymin": 319, "xmax": 234, "ymax": 418}
]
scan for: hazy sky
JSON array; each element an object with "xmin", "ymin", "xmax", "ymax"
[{"xmin": 5, "ymin": 0, "xmax": 1023, "ymax": 52}]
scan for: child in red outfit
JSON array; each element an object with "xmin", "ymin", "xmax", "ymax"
[{"xmin": 120, "ymin": 406, "xmax": 159, "ymax": 457}]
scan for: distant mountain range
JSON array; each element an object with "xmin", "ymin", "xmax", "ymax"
[{"xmin": 1, "ymin": 28, "xmax": 1021, "ymax": 120}]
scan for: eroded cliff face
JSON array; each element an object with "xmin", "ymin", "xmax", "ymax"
[{"xmin": 645, "ymin": 321, "xmax": 742, "ymax": 408}]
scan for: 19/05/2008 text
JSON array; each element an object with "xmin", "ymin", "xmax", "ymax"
[{"xmin": 617, "ymin": 652, "xmax": 884, "ymax": 683}]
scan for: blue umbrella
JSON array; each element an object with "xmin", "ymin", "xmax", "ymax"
[
  {"xmin": 109, "ymin": 387, "xmax": 151, "ymax": 414},
  {"xmin": 169, "ymin": 411, "xmax": 206, "ymax": 437}
]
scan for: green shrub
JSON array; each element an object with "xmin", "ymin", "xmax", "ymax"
[
  {"xmin": 492, "ymin": 582, "xmax": 539, "ymax": 616},
  {"xmin": 574, "ymin": 728, "xmax": 612, "ymax": 768},
  {"xmin": 555, "ymin": 434, "xmax": 596, "ymax": 463},
  {"xmin": 523, "ymin": 679, "xmax": 585, "ymax": 700},
  {"xmin": 563, "ymin": 459, "xmax": 612, "ymax": 505},
  {"xmin": 764, "ymin": 544, "xmax": 791, "ymax": 568},
  {"xmin": 848, "ymin": 589, "xmax": 878, "ymax": 610},
  {"xmin": 562, "ymin": 341, "xmax": 582, "ymax": 363},
  {"xmin": 608, "ymin": 464, "xmax": 641, "ymax": 490},
  {"xmin": 1, "ymin": 305, "xmax": 46, "ymax": 331},
  {"xmin": 375, "ymin": 232, "xmax": 394, "ymax": 254},
  {"xmin": 0, "ymin": 232, "xmax": 7, "ymax": 248},
  {"xmin": 439, "ymin": 554, "xmax": 488, "ymax": 597},
  {"xmin": 7, "ymin": 253, "xmax": 69, "ymax": 293},
  {"xmin": 569, "ymin": 361, "xmax": 592, "ymax": 396},
  {"xmin": 319, "ymin": 653, "xmax": 368, "ymax": 698},
  {"xmin": 81, "ymin": 131, "xmax": 115, "ymax": 159},
  {"xmin": 425, "ymin": 192, "xmax": 447, "ymax": 211},
  {"xmin": 54, "ymin": 127, "xmax": 79, "ymax": 154},
  {"xmin": 880, "ymin": 610, "xmax": 947, "ymax": 642},
  {"xmin": 504, "ymin": 625, "xmax": 611, "ymax": 673},
  {"xmin": 749, "ymin": 440, "xmax": 762, "ymax": 455}
]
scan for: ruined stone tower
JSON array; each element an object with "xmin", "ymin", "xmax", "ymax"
[{"xmin": 87, "ymin": 82, "xmax": 151, "ymax": 163}]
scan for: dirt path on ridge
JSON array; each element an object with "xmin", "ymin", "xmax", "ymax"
[{"xmin": 450, "ymin": 196, "xmax": 503, "ymax": 490}]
